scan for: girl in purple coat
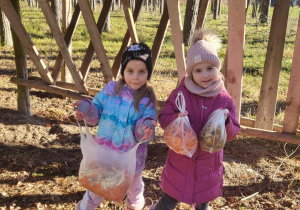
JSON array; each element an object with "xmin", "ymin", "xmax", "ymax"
[{"xmin": 150, "ymin": 29, "xmax": 240, "ymax": 210}]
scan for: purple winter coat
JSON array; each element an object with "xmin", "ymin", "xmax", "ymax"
[{"xmin": 158, "ymin": 77, "xmax": 240, "ymax": 204}]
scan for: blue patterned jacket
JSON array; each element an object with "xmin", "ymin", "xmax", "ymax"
[{"xmin": 82, "ymin": 81, "xmax": 156, "ymax": 173}]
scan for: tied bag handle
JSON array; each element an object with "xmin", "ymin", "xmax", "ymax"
[
  {"xmin": 77, "ymin": 120, "xmax": 95, "ymax": 145},
  {"xmin": 175, "ymin": 91, "xmax": 186, "ymax": 114}
]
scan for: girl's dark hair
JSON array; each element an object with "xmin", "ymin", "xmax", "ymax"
[{"xmin": 114, "ymin": 78, "xmax": 157, "ymax": 111}]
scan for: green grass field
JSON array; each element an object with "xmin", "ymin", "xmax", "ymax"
[{"xmin": 14, "ymin": 2, "xmax": 300, "ymax": 127}]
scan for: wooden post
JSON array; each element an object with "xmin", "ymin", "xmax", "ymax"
[
  {"xmin": 227, "ymin": 0, "xmax": 246, "ymax": 121},
  {"xmin": 111, "ymin": 0, "xmax": 144, "ymax": 79},
  {"xmin": 166, "ymin": 0, "xmax": 186, "ymax": 83},
  {"xmin": 51, "ymin": 4, "xmax": 81, "ymax": 82},
  {"xmin": 80, "ymin": 0, "xmax": 113, "ymax": 81},
  {"xmin": 283, "ymin": 12, "xmax": 300, "ymax": 135},
  {"xmin": 151, "ymin": 0, "xmax": 169, "ymax": 77},
  {"xmin": 195, "ymin": 0, "xmax": 209, "ymax": 30},
  {"xmin": 61, "ymin": 0, "xmax": 72, "ymax": 83},
  {"xmin": 122, "ymin": 0, "xmax": 139, "ymax": 43},
  {"xmin": 255, "ymin": 0, "xmax": 290, "ymax": 130},
  {"xmin": 38, "ymin": 0, "xmax": 89, "ymax": 94},
  {"xmin": 11, "ymin": 0, "xmax": 30, "ymax": 116},
  {"xmin": 78, "ymin": 0, "xmax": 113, "ymax": 83},
  {"xmin": 0, "ymin": 0, "xmax": 54, "ymax": 84}
]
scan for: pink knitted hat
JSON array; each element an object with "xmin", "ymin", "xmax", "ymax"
[{"xmin": 186, "ymin": 28, "xmax": 222, "ymax": 77}]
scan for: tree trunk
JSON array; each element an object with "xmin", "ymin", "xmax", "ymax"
[
  {"xmin": 104, "ymin": 0, "xmax": 111, "ymax": 32},
  {"xmin": 183, "ymin": 0, "xmax": 200, "ymax": 46},
  {"xmin": 252, "ymin": 0, "xmax": 258, "ymax": 18},
  {"xmin": 0, "ymin": 9, "xmax": 13, "ymax": 46},
  {"xmin": 213, "ymin": 0, "xmax": 219, "ymax": 20},
  {"xmin": 259, "ymin": 0, "xmax": 271, "ymax": 24},
  {"xmin": 11, "ymin": 0, "xmax": 31, "ymax": 116},
  {"xmin": 51, "ymin": 0, "xmax": 62, "ymax": 27}
]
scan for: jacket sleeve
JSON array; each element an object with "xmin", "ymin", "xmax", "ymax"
[
  {"xmin": 134, "ymin": 102, "xmax": 156, "ymax": 144},
  {"xmin": 225, "ymin": 98, "xmax": 240, "ymax": 141},
  {"xmin": 75, "ymin": 99, "xmax": 100, "ymax": 126},
  {"xmin": 158, "ymin": 89, "xmax": 181, "ymax": 129}
]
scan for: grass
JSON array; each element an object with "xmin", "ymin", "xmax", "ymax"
[{"xmin": 4, "ymin": 2, "xmax": 300, "ymax": 128}]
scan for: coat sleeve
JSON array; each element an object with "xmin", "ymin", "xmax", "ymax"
[
  {"xmin": 134, "ymin": 102, "xmax": 156, "ymax": 144},
  {"xmin": 225, "ymin": 98, "xmax": 240, "ymax": 141},
  {"xmin": 76, "ymin": 99, "xmax": 100, "ymax": 126},
  {"xmin": 158, "ymin": 89, "xmax": 180, "ymax": 129}
]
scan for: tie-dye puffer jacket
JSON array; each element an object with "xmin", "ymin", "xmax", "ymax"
[{"xmin": 80, "ymin": 81, "xmax": 156, "ymax": 173}]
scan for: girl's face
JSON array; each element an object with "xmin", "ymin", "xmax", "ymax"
[
  {"xmin": 124, "ymin": 59, "xmax": 148, "ymax": 90},
  {"xmin": 191, "ymin": 62, "xmax": 219, "ymax": 88}
]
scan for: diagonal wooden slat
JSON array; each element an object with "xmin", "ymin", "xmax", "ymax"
[
  {"xmin": 0, "ymin": 0, "xmax": 53, "ymax": 84},
  {"xmin": 80, "ymin": 0, "xmax": 113, "ymax": 81},
  {"xmin": 226, "ymin": 0, "xmax": 246, "ymax": 121},
  {"xmin": 121, "ymin": 0, "xmax": 139, "ymax": 43},
  {"xmin": 78, "ymin": 0, "xmax": 113, "ymax": 83},
  {"xmin": 151, "ymin": 0, "xmax": 169, "ymax": 78},
  {"xmin": 51, "ymin": 3, "xmax": 81, "ymax": 83},
  {"xmin": 38, "ymin": 0, "xmax": 88, "ymax": 94},
  {"xmin": 283, "ymin": 12, "xmax": 300, "ymax": 135},
  {"xmin": 195, "ymin": 0, "xmax": 209, "ymax": 30},
  {"xmin": 166, "ymin": 0, "xmax": 186, "ymax": 83},
  {"xmin": 111, "ymin": 0, "xmax": 144, "ymax": 79},
  {"xmin": 255, "ymin": 0, "xmax": 290, "ymax": 130}
]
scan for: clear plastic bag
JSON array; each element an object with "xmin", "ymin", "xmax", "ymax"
[
  {"xmin": 77, "ymin": 121, "xmax": 138, "ymax": 202},
  {"xmin": 164, "ymin": 91, "xmax": 198, "ymax": 158},
  {"xmin": 199, "ymin": 109, "xmax": 228, "ymax": 153}
]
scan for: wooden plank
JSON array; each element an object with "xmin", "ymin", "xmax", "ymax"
[
  {"xmin": 238, "ymin": 126, "xmax": 300, "ymax": 145},
  {"xmin": 151, "ymin": 1, "xmax": 169, "ymax": 79},
  {"xmin": 255, "ymin": 0, "xmax": 290, "ymax": 130},
  {"xmin": 78, "ymin": 0, "xmax": 113, "ymax": 83},
  {"xmin": 283, "ymin": 12, "xmax": 300, "ymax": 134},
  {"xmin": 122, "ymin": 0, "xmax": 139, "ymax": 43},
  {"xmin": 38, "ymin": 0, "xmax": 88, "ymax": 94},
  {"xmin": 80, "ymin": 0, "xmax": 113, "ymax": 81},
  {"xmin": 227, "ymin": 0, "xmax": 246, "ymax": 121},
  {"xmin": 241, "ymin": 117, "xmax": 300, "ymax": 136},
  {"xmin": 166, "ymin": 0, "xmax": 186, "ymax": 83},
  {"xmin": 10, "ymin": 77, "xmax": 93, "ymax": 101},
  {"xmin": 0, "ymin": 0, "xmax": 53, "ymax": 84},
  {"xmin": 111, "ymin": 0, "xmax": 144, "ymax": 78},
  {"xmin": 51, "ymin": 4, "xmax": 81, "ymax": 82},
  {"xmin": 195, "ymin": 0, "xmax": 209, "ymax": 30}
]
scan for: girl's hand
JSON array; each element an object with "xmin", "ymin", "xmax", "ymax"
[
  {"xmin": 178, "ymin": 110, "xmax": 188, "ymax": 117},
  {"xmin": 76, "ymin": 110, "xmax": 85, "ymax": 121},
  {"xmin": 142, "ymin": 120, "xmax": 157, "ymax": 140}
]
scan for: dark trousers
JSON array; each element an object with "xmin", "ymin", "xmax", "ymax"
[{"xmin": 153, "ymin": 193, "xmax": 209, "ymax": 210}]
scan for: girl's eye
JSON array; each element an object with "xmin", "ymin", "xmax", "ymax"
[{"xmin": 195, "ymin": 69, "xmax": 201, "ymax": 73}]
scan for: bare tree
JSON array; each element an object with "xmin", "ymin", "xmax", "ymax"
[
  {"xmin": 51, "ymin": 0, "xmax": 62, "ymax": 26},
  {"xmin": 183, "ymin": 0, "xmax": 200, "ymax": 46},
  {"xmin": 259, "ymin": 0, "xmax": 271, "ymax": 24},
  {"xmin": 0, "ymin": 9, "xmax": 13, "ymax": 46}
]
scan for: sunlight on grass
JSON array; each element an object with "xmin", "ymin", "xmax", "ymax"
[{"xmin": 4, "ymin": 1, "xmax": 297, "ymax": 128}]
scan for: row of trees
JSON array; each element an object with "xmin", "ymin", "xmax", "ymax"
[{"xmin": 1, "ymin": 0, "xmax": 278, "ymax": 47}]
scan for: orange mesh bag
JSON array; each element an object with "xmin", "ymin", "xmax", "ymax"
[
  {"xmin": 164, "ymin": 92, "xmax": 198, "ymax": 158},
  {"xmin": 199, "ymin": 109, "xmax": 228, "ymax": 153},
  {"xmin": 77, "ymin": 121, "xmax": 138, "ymax": 202}
]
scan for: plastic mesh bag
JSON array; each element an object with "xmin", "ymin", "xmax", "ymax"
[
  {"xmin": 164, "ymin": 91, "xmax": 198, "ymax": 158},
  {"xmin": 77, "ymin": 121, "xmax": 138, "ymax": 202},
  {"xmin": 199, "ymin": 109, "xmax": 228, "ymax": 153}
]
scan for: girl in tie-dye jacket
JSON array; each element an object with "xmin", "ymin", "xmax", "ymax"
[{"xmin": 75, "ymin": 43, "xmax": 157, "ymax": 210}]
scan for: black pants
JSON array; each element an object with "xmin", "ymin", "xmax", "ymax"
[{"xmin": 153, "ymin": 193, "xmax": 209, "ymax": 210}]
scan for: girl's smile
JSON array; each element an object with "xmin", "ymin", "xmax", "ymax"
[{"xmin": 123, "ymin": 60, "xmax": 148, "ymax": 90}]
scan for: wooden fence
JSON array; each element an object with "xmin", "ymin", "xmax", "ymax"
[{"xmin": 0, "ymin": 0, "xmax": 299, "ymax": 145}]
